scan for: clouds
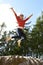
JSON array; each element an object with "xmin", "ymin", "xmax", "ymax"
[{"xmin": 0, "ymin": 4, "xmax": 18, "ymax": 32}]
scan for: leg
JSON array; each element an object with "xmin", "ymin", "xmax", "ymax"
[
  {"xmin": 12, "ymin": 35, "xmax": 21, "ymax": 47},
  {"xmin": 17, "ymin": 28, "xmax": 26, "ymax": 47},
  {"xmin": 18, "ymin": 28, "xmax": 26, "ymax": 40},
  {"xmin": 16, "ymin": 28, "xmax": 22, "ymax": 47},
  {"xmin": 12, "ymin": 35, "xmax": 21, "ymax": 39}
]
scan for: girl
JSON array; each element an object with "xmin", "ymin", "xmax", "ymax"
[{"xmin": 6, "ymin": 8, "xmax": 33, "ymax": 47}]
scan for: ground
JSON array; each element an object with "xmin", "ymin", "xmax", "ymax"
[{"xmin": 0, "ymin": 55, "xmax": 43, "ymax": 65}]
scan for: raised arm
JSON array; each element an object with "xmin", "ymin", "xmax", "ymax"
[
  {"xmin": 10, "ymin": 8, "xmax": 17, "ymax": 17},
  {"xmin": 24, "ymin": 14, "xmax": 33, "ymax": 22}
]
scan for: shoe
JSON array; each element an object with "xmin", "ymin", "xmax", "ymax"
[
  {"xmin": 6, "ymin": 37, "xmax": 11, "ymax": 42},
  {"xmin": 17, "ymin": 39, "xmax": 21, "ymax": 47}
]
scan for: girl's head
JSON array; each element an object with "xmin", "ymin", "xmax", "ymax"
[{"xmin": 19, "ymin": 14, "xmax": 24, "ymax": 19}]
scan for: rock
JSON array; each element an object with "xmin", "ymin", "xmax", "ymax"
[{"xmin": 0, "ymin": 55, "xmax": 43, "ymax": 65}]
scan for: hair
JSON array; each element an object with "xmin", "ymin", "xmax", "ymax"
[{"xmin": 19, "ymin": 14, "xmax": 24, "ymax": 17}]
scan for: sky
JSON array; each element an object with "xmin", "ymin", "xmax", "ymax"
[{"xmin": 0, "ymin": 0, "xmax": 43, "ymax": 32}]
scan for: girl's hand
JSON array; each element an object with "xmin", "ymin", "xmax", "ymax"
[
  {"xmin": 10, "ymin": 7, "xmax": 13, "ymax": 10},
  {"xmin": 31, "ymin": 14, "xmax": 33, "ymax": 16}
]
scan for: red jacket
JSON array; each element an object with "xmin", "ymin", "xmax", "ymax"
[{"xmin": 13, "ymin": 10, "xmax": 32, "ymax": 28}]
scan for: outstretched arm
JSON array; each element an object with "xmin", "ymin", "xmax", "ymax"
[
  {"xmin": 24, "ymin": 14, "xmax": 33, "ymax": 22},
  {"xmin": 10, "ymin": 8, "xmax": 17, "ymax": 17}
]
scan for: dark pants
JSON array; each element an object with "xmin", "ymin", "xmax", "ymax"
[{"xmin": 12, "ymin": 28, "xmax": 26, "ymax": 40}]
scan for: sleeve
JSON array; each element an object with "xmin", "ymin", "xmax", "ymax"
[{"xmin": 24, "ymin": 14, "xmax": 33, "ymax": 22}]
